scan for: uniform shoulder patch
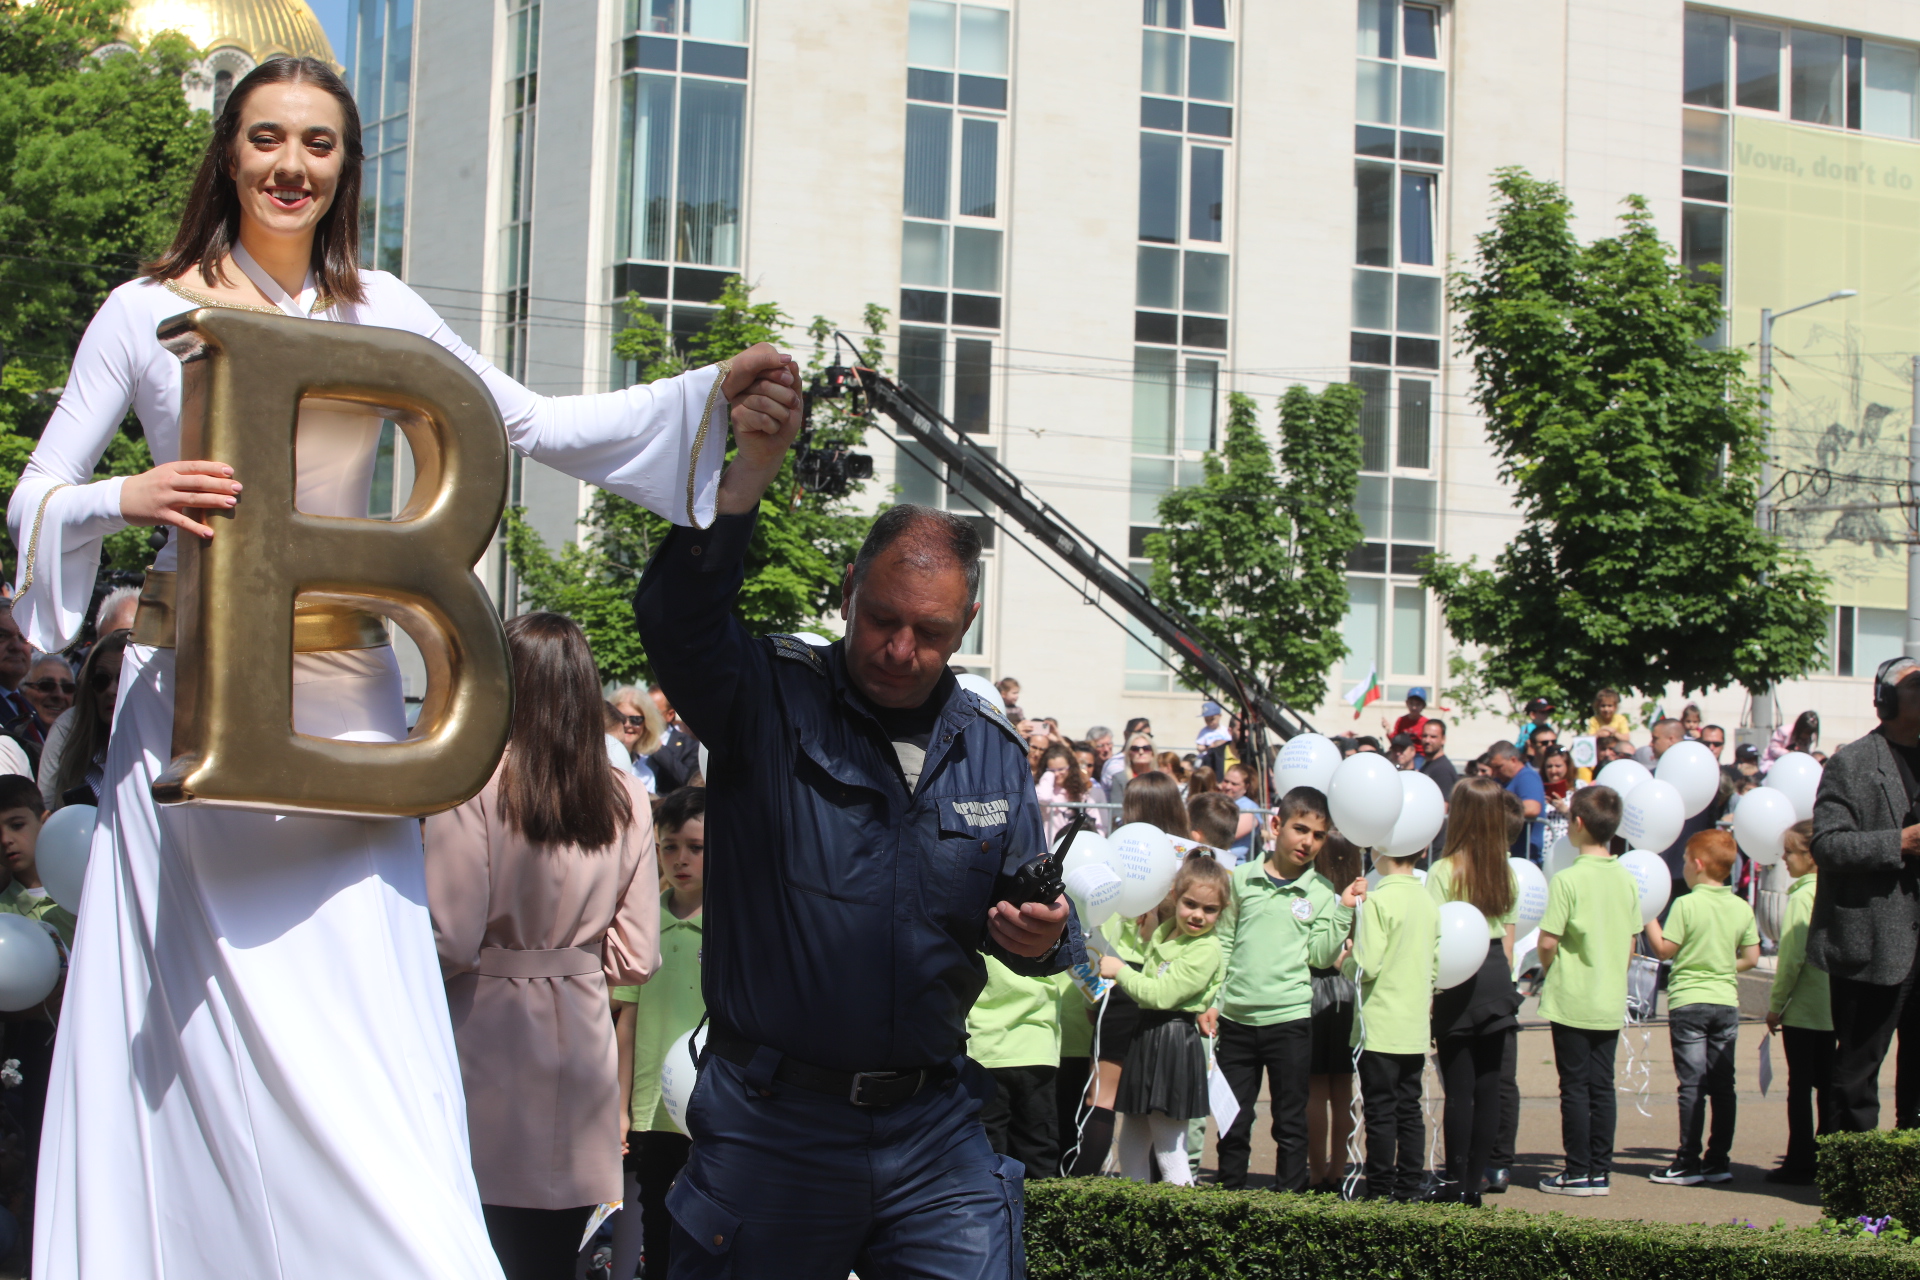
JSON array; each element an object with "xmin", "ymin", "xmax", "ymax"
[
  {"xmin": 969, "ymin": 691, "xmax": 1024, "ymax": 744},
  {"xmin": 768, "ymin": 633, "xmax": 826, "ymax": 676}
]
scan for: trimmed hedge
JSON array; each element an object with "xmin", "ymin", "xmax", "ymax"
[
  {"xmin": 1024, "ymin": 1179, "xmax": 1920, "ymax": 1279},
  {"xmin": 1819, "ymin": 1130, "xmax": 1920, "ymax": 1225}
]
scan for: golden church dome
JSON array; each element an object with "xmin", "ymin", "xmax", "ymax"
[{"xmin": 114, "ymin": 0, "xmax": 334, "ymax": 65}]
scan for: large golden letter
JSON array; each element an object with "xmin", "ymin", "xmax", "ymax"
[{"xmin": 151, "ymin": 308, "xmax": 512, "ymax": 818}]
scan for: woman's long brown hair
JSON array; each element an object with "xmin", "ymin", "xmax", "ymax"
[
  {"xmin": 144, "ymin": 57, "xmax": 366, "ymax": 305},
  {"xmin": 1121, "ymin": 771, "xmax": 1189, "ymax": 838},
  {"xmin": 1040, "ymin": 743, "xmax": 1088, "ymax": 802},
  {"xmin": 53, "ymin": 629, "xmax": 130, "ymax": 804},
  {"xmin": 1437, "ymin": 775, "xmax": 1517, "ymax": 920},
  {"xmin": 498, "ymin": 613, "xmax": 632, "ymax": 850}
]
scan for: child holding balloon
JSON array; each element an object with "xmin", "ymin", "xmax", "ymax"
[
  {"xmin": 0, "ymin": 772, "xmax": 75, "ymax": 1181},
  {"xmin": 1765, "ymin": 820, "xmax": 1830, "ymax": 1185},
  {"xmin": 1351, "ymin": 845, "xmax": 1438, "ymax": 1200},
  {"xmin": 1643, "ymin": 830, "xmax": 1759, "ymax": 1186},
  {"xmin": 1097, "ymin": 854, "xmax": 1233, "ymax": 1186}
]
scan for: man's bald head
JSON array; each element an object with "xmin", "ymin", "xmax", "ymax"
[
  {"xmin": 848, "ymin": 504, "xmax": 982, "ymax": 605},
  {"xmin": 839, "ymin": 505, "xmax": 984, "ymax": 709}
]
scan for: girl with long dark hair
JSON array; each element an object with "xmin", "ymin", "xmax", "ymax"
[
  {"xmin": 1425, "ymin": 776, "xmax": 1522, "ymax": 1205},
  {"xmin": 46, "ymin": 629, "xmax": 129, "ymax": 809},
  {"xmin": 427, "ymin": 614, "xmax": 656, "ymax": 1280},
  {"xmin": 15, "ymin": 56, "xmax": 794, "ymax": 1280}
]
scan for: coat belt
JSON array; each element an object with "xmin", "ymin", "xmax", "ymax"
[{"xmin": 474, "ymin": 944, "xmax": 604, "ymax": 979}]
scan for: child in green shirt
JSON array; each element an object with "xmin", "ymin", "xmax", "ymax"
[
  {"xmin": 1535, "ymin": 784, "xmax": 1640, "ymax": 1197},
  {"xmin": 1766, "ymin": 820, "xmax": 1829, "ymax": 1185},
  {"xmin": 1350, "ymin": 848, "xmax": 1437, "ymax": 1200},
  {"xmin": 1644, "ymin": 829, "xmax": 1760, "ymax": 1186},
  {"xmin": 610, "ymin": 787, "xmax": 705, "ymax": 1280},
  {"xmin": 1098, "ymin": 854, "xmax": 1230, "ymax": 1187},
  {"xmin": 0, "ymin": 773, "xmax": 73, "ymax": 1169},
  {"xmin": 967, "ymin": 959, "xmax": 1067, "ymax": 1179},
  {"xmin": 1207, "ymin": 787, "xmax": 1362, "ymax": 1192}
]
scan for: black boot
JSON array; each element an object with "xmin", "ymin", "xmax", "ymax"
[{"xmin": 1482, "ymin": 1167, "xmax": 1510, "ymax": 1194}]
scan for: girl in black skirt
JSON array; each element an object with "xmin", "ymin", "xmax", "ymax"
[
  {"xmin": 1426, "ymin": 776, "xmax": 1522, "ymax": 1206},
  {"xmin": 1098, "ymin": 855, "xmax": 1234, "ymax": 1185},
  {"xmin": 1307, "ymin": 832, "xmax": 1365, "ymax": 1192}
]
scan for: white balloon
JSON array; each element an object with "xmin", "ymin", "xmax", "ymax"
[
  {"xmin": 1763, "ymin": 752, "xmax": 1823, "ymax": 822},
  {"xmin": 1594, "ymin": 759, "xmax": 1653, "ymax": 800},
  {"xmin": 1620, "ymin": 779, "xmax": 1685, "ymax": 853},
  {"xmin": 1060, "ymin": 828, "xmax": 1113, "ymax": 882},
  {"xmin": 1326, "ymin": 752, "xmax": 1404, "ymax": 848},
  {"xmin": 1509, "ymin": 857, "xmax": 1549, "ymax": 936},
  {"xmin": 793, "ymin": 632, "xmax": 831, "ymax": 647},
  {"xmin": 659, "ymin": 1024, "xmax": 710, "ymax": 1137},
  {"xmin": 1106, "ymin": 822, "xmax": 1181, "ymax": 917},
  {"xmin": 1512, "ymin": 926, "xmax": 1541, "ymax": 980},
  {"xmin": 1385, "ymin": 770, "xmax": 1446, "ymax": 858},
  {"xmin": 1064, "ymin": 862, "xmax": 1124, "ymax": 929},
  {"xmin": 1544, "ymin": 835, "xmax": 1578, "ymax": 879},
  {"xmin": 956, "ymin": 673, "xmax": 1001, "ymax": 706},
  {"xmin": 1435, "ymin": 900, "xmax": 1490, "ymax": 990},
  {"xmin": 1275, "ymin": 733, "xmax": 1341, "ymax": 796},
  {"xmin": 1732, "ymin": 786, "xmax": 1798, "ymax": 865},
  {"xmin": 0, "ymin": 915, "xmax": 59, "ymax": 1012},
  {"xmin": 1619, "ymin": 849, "xmax": 1672, "ymax": 925},
  {"xmin": 35, "ymin": 804, "xmax": 94, "ymax": 912},
  {"xmin": 1656, "ymin": 740, "xmax": 1721, "ymax": 818}
]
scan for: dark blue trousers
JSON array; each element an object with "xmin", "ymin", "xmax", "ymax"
[{"xmin": 667, "ymin": 1051, "xmax": 1025, "ymax": 1279}]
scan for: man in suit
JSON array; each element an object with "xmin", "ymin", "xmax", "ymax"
[
  {"xmin": 648, "ymin": 684, "xmax": 703, "ymax": 792},
  {"xmin": 1809, "ymin": 655, "xmax": 1920, "ymax": 1130}
]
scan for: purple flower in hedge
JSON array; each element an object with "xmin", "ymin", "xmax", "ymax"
[{"xmin": 1858, "ymin": 1215, "xmax": 1893, "ymax": 1237}]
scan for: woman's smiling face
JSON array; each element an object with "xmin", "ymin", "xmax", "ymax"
[{"xmin": 229, "ymin": 81, "xmax": 347, "ymax": 244}]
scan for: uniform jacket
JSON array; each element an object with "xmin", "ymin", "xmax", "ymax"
[
  {"xmin": 634, "ymin": 512, "xmax": 1081, "ymax": 1073},
  {"xmin": 1809, "ymin": 728, "xmax": 1920, "ymax": 986}
]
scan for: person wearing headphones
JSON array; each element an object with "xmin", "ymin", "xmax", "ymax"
[{"xmin": 1809, "ymin": 656, "xmax": 1920, "ymax": 1130}]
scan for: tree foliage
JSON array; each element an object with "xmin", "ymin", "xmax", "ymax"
[
  {"xmin": 1422, "ymin": 169, "xmax": 1831, "ymax": 708},
  {"xmin": 1146, "ymin": 384, "xmax": 1364, "ymax": 712},
  {"xmin": 508, "ymin": 278, "xmax": 885, "ymax": 683},
  {"xmin": 0, "ymin": 0, "xmax": 202, "ymax": 579}
]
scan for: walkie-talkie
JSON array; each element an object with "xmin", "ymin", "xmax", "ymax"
[{"xmin": 997, "ymin": 810, "xmax": 1080, "ymax": 907}]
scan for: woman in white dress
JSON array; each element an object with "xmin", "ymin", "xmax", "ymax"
[{"xmin": 10, "ymin": 58, "xmax": 798, "ymax": 1280}]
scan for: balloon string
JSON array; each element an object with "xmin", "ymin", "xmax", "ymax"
[
  {"xmin": 1060, "ymin": 987, "xmax": 1110, "ymax": 1177},
  {"xmin": 1619, "ymin": 1005, "xmax": 1654, "ymax": 1119},
  {"xmin": 1343, "ymin": 959, "xmax": 1369, "ymax": 1200}
]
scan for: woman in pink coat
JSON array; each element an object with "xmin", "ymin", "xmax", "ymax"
[{"xmin": 426, "ymin": 612, "xmax": 659, "ymax": 1280}]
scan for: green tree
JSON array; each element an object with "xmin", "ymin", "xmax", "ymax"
[
  {"xmin": 0, "ymin": 0, "xmax": 204, "ymax": 578},
  {"xmin": 1146, "ymin": 384, "xmax": 1364, "ymax": 712},
  {"xmin": 507, "ymin": 278, "xmax": 886, "ymax": 682},
  {"xmin": 1421, "ymin": 168, "xmax": 1830, "ymax": 709}
]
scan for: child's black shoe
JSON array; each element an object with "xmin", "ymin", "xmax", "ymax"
[
  {"xmin": 1481, "ymin": 1167, "xmax": 1509, "ymax": 1194},
  {"xmin": 1649, "ymin": 1162, "xmax": 1704, "ymax": 1185}
]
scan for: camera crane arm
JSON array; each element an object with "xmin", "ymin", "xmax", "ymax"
[{"xmin": 834, "ymin": 361, "xmax": 1313, "ymax": 742}]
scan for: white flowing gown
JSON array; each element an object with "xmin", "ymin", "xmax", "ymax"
[{"xmin": 10, "ymin": 264, "xmax": 727, "ymax": 1280}]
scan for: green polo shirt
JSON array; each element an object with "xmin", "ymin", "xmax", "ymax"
[
  {"xmin": 1537, "ymin": 853, "xmax": 1641, "ymax": 1031},
  {"xmin": 611, "ymin": 893, "xmax": 704, "ymax": 1133},
  {"xmin": 1350, "ymin": 873, "xmax": 1437, "ymax": 1055},
  {"xmin": 968, "ymin": 960, "xmax": 1067, "ymax": 1069},
  {"xmin": 1059, "ymin": 980, "xmax": 1095, "ymax": 1059},
  {"xmin": 0, "ymin": 883, "xmax": 74, "ymax": 949},
  {"xmin": 1665, "ymin": 883, "xmax": 1759, "ymax": 1010},
  {"xmin": 1112, "ymin": 919, "xmax": 1223, "ymax": 1014},
  {"xmin": 1426, "ymin": 856, "xmax": 1519, "ymax": 939},
  {"xmin": 1213, "ymin": 860, "xmax": 1352, "ymax": 1027},
  {"xmin": 1770, "ymin": 873, "xmax": 1831, "ymax": 1032}
]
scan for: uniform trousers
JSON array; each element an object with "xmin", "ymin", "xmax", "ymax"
[
  {"xmin": 1214, "ymin": 1017, "xmax": 1311, "ymax": 1191},
  {"xmin": 668, "ymin": 1053, "xmax": 1023, "ymax": 1280}
]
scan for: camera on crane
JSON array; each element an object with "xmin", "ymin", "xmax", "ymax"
[{"xmin": 794, "ymin": 364, "xmax": 874, "ymax": 498}]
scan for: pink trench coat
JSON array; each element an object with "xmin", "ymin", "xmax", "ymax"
[{"xmin": 425, "ymin": 765, "xmax": 659, "ymax": 1209}]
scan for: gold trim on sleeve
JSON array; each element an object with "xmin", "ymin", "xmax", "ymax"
[
  {"xmin": 686, "ymin": 359, "xmax": 732, "ymax": 531},
  {"xmin": 20, "ymin": 483, "xmax": 71, "ymax": 596}
]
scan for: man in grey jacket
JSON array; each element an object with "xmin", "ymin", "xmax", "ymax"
[{"xmin": 1809, "ymin": 656, "xmax": 1920, "ymax": 1130}]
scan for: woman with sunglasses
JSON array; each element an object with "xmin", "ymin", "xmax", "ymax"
[
  {"xmin": 9, "ymin": 57, "xmax": 798, "ymax": 1280},
  {"xmin": 1109, "ymin": 733, "xmax": 1158, "ymax": 805},
  {"xmin": 40, "ymin": 632, "xmax": 128, "ymax": 812}
]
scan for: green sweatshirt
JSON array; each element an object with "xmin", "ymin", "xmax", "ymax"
[
  {"xmin": 1213, "ymin": 860, "xmax": 1353, "ymax": 1027},
  {"xmin": 967, "ymin": 959, "xmax": 1067, "ymax": 1069},
  {"xmin": 1770, "ymin": 873, "xmax": 1831, "ymax": 1032},
  {"xmin": 1112, "ymin": 919, "xmax": 1223, "ymax": 1013},
  {"xmin": 1350, "ymin": 873, "xmax": 1438, "ymax": 1055}
]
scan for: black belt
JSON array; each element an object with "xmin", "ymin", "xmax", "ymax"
[{"xmin": 705, "ymin": 1025, "xmax": 947, "ymax": 1108}]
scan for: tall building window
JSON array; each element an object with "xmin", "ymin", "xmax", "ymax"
[
  {"xmin": 1129, "ymin": 0, "xmax": 1230, "ymax": 692},
  {"xmin": 498, "ymin": 0, "xmax": 539, "ymax": 381},
  {"xmin": 1685, "ymin": 10, "xmax": 1920, "ymax": 141},
  {"xmin": 1345, "ymin": 0, "xmax": 1443, "ymax": 696},
  {"xmin": 349, "ymin": 0, "xmax": 412, "ymax": 274},
  {"xmin": 613, "ymin": 0, "xmax": 750, "ymax": 368}
]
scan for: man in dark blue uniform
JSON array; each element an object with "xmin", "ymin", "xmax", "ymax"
[{"xmin": 634, "ymin": 363, "xmax": 1078, "ymax": 1280}]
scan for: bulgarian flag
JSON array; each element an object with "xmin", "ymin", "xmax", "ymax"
[{"xmin": 1344, "ymin": 665, "xmax": 1381, "ymax": 720}]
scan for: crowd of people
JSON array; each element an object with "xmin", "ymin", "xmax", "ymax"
[{"xmin": 981, "ymin": 675, "xmax": 1838, "ymax": 1206}]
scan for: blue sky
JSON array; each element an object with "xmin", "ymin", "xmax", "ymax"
[{"xmin": 309, "ymin": 0, "xmax": 351, "ymax": 65}]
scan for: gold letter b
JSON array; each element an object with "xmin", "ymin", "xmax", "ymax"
[{"xmin": 151, "ymin": 307, "xmax": 512, "ymax": 818}]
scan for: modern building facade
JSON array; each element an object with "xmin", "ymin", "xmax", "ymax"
[{"xmin": 361, "ymin": 0, "xmax": 1920, "ymax": 748}]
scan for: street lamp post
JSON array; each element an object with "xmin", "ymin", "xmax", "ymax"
[{"xmin": 1748, "ymin": 290, "xmax": 1856, "ymax": 743}]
